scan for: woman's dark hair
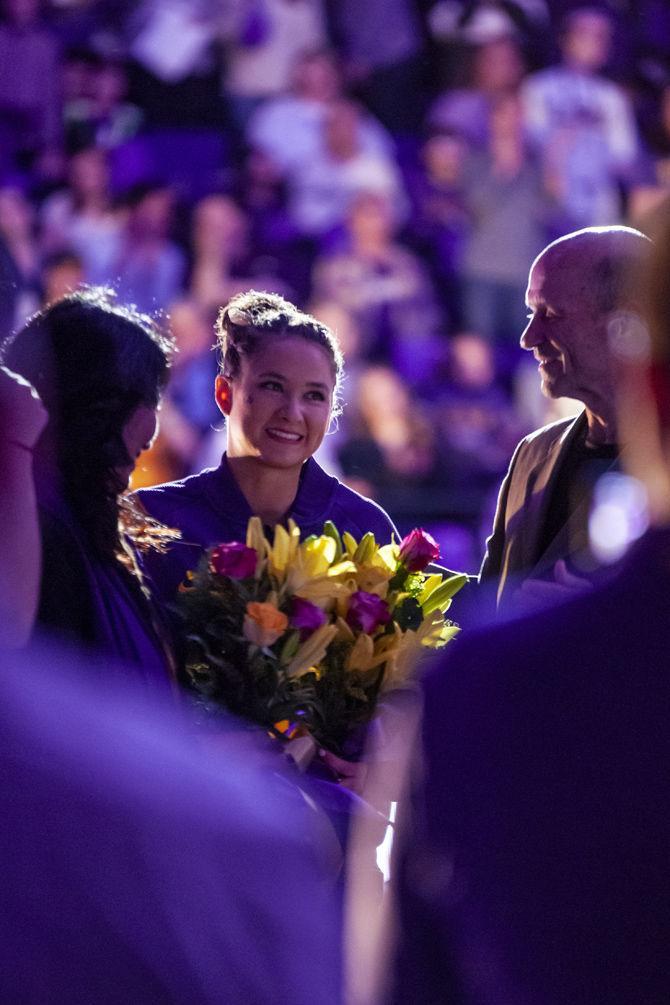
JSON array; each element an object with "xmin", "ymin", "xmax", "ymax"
[
  {"xmin": 215, "ymin": 290, "xmax": 344, "ymax": 413},
  {"xmin": 1, "ymin": 287, "xmax": 173, "ymax": 557}
]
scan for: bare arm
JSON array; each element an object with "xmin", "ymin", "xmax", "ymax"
[{"xmin": 0, "ymin": 368, "xmax": 47, "ymax": 648}]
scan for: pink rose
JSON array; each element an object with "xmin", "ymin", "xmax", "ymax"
[
  {"xmin": 290, "ymin": 597, "xmax": 327, "ymax": 639},
  {"xmin": 210, "ymin": 542, "xmax": 257, "ymax": 579},
  {"xmin": 346, "ymin": 591, "xmax": 391, "ymax": 634},
  {"xmin": 399, "ymin": 528, "xmax": 440, "ymax": 572}
]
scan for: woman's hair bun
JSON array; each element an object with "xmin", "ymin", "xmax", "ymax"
[{"xmin": 226, "ymin": 307, "xmax": 251, "ymax": 327}]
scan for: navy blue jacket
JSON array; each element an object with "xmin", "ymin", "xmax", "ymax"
[{"xmin": 135, "ymin": 454, "xmax": 397, "ymax": 604}]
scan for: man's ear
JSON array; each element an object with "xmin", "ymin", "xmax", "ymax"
[{"xmin": 215, "ymin": 375, "xmax": 233, "ymax": 416}]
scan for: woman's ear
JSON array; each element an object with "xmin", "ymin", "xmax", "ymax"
[{"xmin": 215, "ymin": 375, "xmax": 233, "ymax": 416}]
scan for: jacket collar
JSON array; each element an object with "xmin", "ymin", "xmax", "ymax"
[{"xmin": 202, "ymin": 454, "xmax": 337, "ymax": 532}]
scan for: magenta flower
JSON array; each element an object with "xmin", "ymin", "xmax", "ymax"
[
  {"xmin": 346, "ymin": 591, "xmax": 391, "ymax": 635},
  {"xmin": 210, "ymin": 542, "xmax": 257, "ymax": 579},
  {"xmin": 399, "ymin": 528, "xmax": 440, "ymax": 572},
  {"xmin": 290, "ymin": 597, "xmax": 327, "ymax": 639}
]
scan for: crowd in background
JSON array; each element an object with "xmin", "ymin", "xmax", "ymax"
[{"xmin": 1, "ymin": 0, "xmax": 669, "ymax": 572}]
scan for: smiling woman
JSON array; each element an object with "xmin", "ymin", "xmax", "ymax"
[{"xmin": 135, "ymin": 290, "xmax": 398, "ymax": 606}]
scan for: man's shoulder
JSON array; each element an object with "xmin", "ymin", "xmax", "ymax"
[{"xmin": 514, "ymin": 413, "xmax": 582, "ymax": 459}]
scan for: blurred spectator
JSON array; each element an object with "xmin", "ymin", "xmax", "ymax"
[
  {"xmin": 0, "ymin": 182, "xmax": 41, "ymax": 333},
  {"xmin": 521, "ymin": 6, "xmax": 640, "ymax": 227},
  {"xmin": 0, "ymin": 0, "xmax": 62, "ymax": 177},
  {"xmin": 326, "ymin": 0, "xmax": 427, "ymax": 134},
  {"xmin": 428, "ymin": 33, "xmax": 527, "ymax": 148},
  {"xmin": 220, "ymin": 0, "xmax": 328, "ymax": 127},
  {"xmin": 628, "ymin": 83, "xmax": 670, "ymax": 229},
  {"xmin": 64, "ymin": 53, "xmax": 143, "ymax": 153},
  {"xmin": 40, "ymin": 146, "xmax": 120, "ymax": 271},
  {"xmin": 312, "ymin": 191, "xmax": 441, "ymax": 385},
  {"xmin": 88, "ymin": 181, "xmax": 186, "ymax": 314},
  {"xmin": 41, "ymin": 249, "xmax": 84, "ymax": 305},
  {"xmin": 61, "ymin": 45, "xmax": 98, "ymax": 114},
  {"xmin": 309, "ymin": 296, "xmax": 365, "ymax": 476},
  {"xmin": 133, "ymin": 298, "xmax": 218, "ymax": 487},
  {"xmin": 336, "ymin": 364, "xmax": 459, "ymax": 533},
  {"xmin": 426, "ymin": 0, "xmax": 547, "ymax": 98},
  {"xmin": 164, "ymin": 297, "xmax": 219, "ymax": 438},
  {"xmin": 640, "ymin": 82, "xmax": 670, "ymax": 184},
  {"xmin": 460, "ymin": 94, "xmax": 555, "ymax": 345},
  {"xmin": 189, "ymin": 193, "xmax": 288, "ymax": 313},
  {"xmin": 126, "ymin": 0, "xmax": 226, "ymax": 128},
  {"xmin": 287, "ymin": 98, "xmax": 407, "ymax": 240},
  {"xmin": 310, "ymin": 296, "xmax": 365, "ymax": 386},
  {"xmin": 237, "ymin": 145, "xmax": 294, "ymax": 243},
  {"xmin": 429, "ymin": 331, "xmax": 523, "ymax": 520},
  {"xmin": 247, "ymin": 48, "xmax": 392, "ymax": 177},
  {"xmin": 404, "ymin": 127, "xmax": 470, "ymax": 322}
]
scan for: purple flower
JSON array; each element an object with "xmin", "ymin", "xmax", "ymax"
[
  {"xmin": 290, "ymin": 597, "xmax": 327, "ymax": 639},
  {"xmin": 210, "ymin": 542, "xmax": 257, "ymax": 579},
  {"xmin": 399, "ymin": 528, "xmax": 440, "ymax": 572},
  {"xmin": 346, "ymin": 591, "xmax": 391, "ymax": 635}
]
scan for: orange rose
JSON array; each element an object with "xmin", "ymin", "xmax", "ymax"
[{"xmin": 243, "ymin": 601, "xmax": 289, "ymax": 647}]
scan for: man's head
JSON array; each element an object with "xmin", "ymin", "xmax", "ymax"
[
  {"xmin": 521, "ymin": 227, "xmax": 651, "ymax": 414},
  {"xmin": 560, "ymin": 6, "xmax": 613, "ymax": 73}
]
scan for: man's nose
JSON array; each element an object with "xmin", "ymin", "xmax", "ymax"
[{"xmin": 520, "ymin": 315, "xmax": 539, "ymax": 350}]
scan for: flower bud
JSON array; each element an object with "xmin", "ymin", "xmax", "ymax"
[
  {"xmin": 398, "ymin": 528, "xmax": 440, "ymax": 572},
  {"xmin": 210, "ymin": 542, "xmax": 257, "ymax": 579}
]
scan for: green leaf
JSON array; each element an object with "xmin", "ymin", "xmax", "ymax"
[
  {"xmin": 354, "ymin": 531, "xmax": 376, "ymax": 564},
  {"xmin": 421, "ymin": 573, "xmax": 469, "ymax": 615},
  {"xmin": 322, "ymin": 520, "xmax": 343, "ymax": 562},
  {"xmin": 279, "ymin": 629, "xmax": 301, "ymax": 663}
]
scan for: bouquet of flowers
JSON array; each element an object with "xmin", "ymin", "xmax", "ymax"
[{"xmin": 178, "ymin": 518, "xmax": 467, "ymax": 755}]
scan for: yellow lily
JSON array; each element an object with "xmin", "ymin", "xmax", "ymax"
[
  {"xmin": 345, "ymin": 629, "xmax": 401, "ymax": 673},
  {"xmin": 267, "ymin": 520, "xmax": 301, "ymax": 583},
  {"xmin": 356, "ymin": 563, "xmax": 394, "ymax": 598},
  {"xmin": 246, "ymin": 516, "xmax": 268, "ymax": 578},
  {"xmin": 334, "ymin": 616, "xmax": 355, "ymax": 643},
  {"xmin": 294, "ymin": 578, "xmax": 355, "ymax": 608},
  {"xmin": 285, "ymin": 544, "xmax": 356, "ymax": 597},
  {"xmin": 300, "ymin": 535, "xmax": 337, "ymax": 577},
  {"xmin": 381, "ymin": 612, "xmax": 459, "ymax": 689},
  {"xmin": 342, "ymin": 531, "xmax": 358, "ymax": 558},
  {"xmin": 377, "ymin": 542, "xmax": 400, "ymax": 569},
  {"xmin": 285, "ymin": 623, "xmax": 338, "ymax": 678},
  {"xmin": 345, "ymin": 632, "xmax": 375, "ymax": 672}
]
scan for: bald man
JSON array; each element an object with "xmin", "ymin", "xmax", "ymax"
[
  {"xmin": 480, "ymin": 225, "xmax": 651, "ymax": 614},
  {"xmin": 386, "ymin": 216, "xmax": 670, "ymax": 1005}
]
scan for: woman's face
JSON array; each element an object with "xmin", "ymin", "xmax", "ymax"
[
  {"xmin": 217, "ymin": 337, "xmax": 335, "ymax": 472},
  {"xmin": 118, "ymin": 403, "xmax": 158, "ymax": 488}
]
